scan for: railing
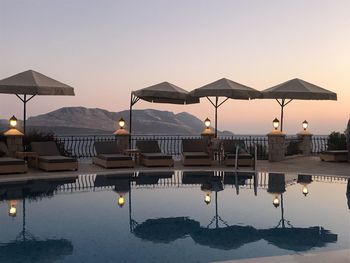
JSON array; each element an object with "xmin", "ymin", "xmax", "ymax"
[
  {"xmin": 54, "ymin": 134, "xmax": 328, "ymax": 160},
  {"xmin": 54, "ymin": 172, "xmax": 348, "ymax": 195}
]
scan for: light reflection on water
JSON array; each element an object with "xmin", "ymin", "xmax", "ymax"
[{"xmin": 0, "ymin": 171, "xmax": 349, "ymax": 263}]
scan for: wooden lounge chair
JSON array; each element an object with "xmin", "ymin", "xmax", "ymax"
[
  {"xmin": 0, "ymin": 142, "xmax": 27, "ymax": 174},
  {"xmin": 93, "ymin": 141, "xmax": 134, "ymax": 168},
  {"xmin": 181, "ymin": 139, "xmax": 211, "ymax": 166},
  {"xmin": 31, "ymin": 141, "xmax": 78, "ymax": 172},
  {"xmin": 136, "ymin": 140, "xmax": 174, "ymax": 167},
  {"xmin": 222, "ymin": 139, "xmax": 255, "ymax": 168}
]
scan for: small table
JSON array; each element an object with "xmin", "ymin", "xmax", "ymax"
[
  {"xmin": 16, "ymin": 151, "xmax": 39, "ymax": 168},
  {"xmin": 124, "ymin": 148, "xmax": 141, "ymax": 165}
]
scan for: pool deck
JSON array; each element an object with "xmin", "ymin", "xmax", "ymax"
[
  {"xmin": 0, "ymin": 155, "xmax": 349, "ymax": 184},
  {"xmin": 214, "ymin": 249, "xmax": 350, "ymax": 263}
]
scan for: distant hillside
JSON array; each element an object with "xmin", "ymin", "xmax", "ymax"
[{"xmin": 1, "ymin": 107, "xmax": 233, "ymax": 135}]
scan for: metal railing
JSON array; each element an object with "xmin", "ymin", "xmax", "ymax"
[{"xmin": 54, "ymin": 134, "xmax": 328, "ymax": 160}]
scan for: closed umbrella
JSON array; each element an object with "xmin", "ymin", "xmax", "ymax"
[
  {"xmin": 191, "ymin": 78, "xmax": 261, "ymax": 137},
  {"xmin": 0, "ymin": 70, "xmax": 75, "ymax": 133},
  {"xmin": 129, "ymin": 82, "xmax": 199, "ymax": 135},
  {"xmin": 261, "ymin": 78, "xmax": 337, "ymax": 132}
]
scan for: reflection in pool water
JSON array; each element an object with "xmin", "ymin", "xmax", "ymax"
[{"xmin": 0, "ymin": 172, "xmax": 349, "ymax": 263}]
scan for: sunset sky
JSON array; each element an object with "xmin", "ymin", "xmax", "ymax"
[{"xmin": 1, "ymin": 0, "xmax": 349, "ymax": 134}]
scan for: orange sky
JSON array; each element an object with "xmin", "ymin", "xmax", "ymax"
[{"xmin": 1, "ymin": 0, "xmax": 349, "ymax": 134}]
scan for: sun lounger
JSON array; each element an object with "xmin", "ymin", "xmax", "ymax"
[
  {"xmin": 31, "ymin": 141, "xmax": 78, "ymax": 172},
  {"xmin": 0, "ymin": 142, "xmax": 27, "ymax": 174},
  {"xmin": 136, "ymin": 140, "xmax": 174, "ymax": 167},
  {"xmin": 93, "ymin": 141, "xmax": 134, "ymax": 168},
  {"xmin": 222, "ymin": 140, "xmax": 255, "ymax": 168},
  {"xmin": 181, "ymin": 139, "xmax": 211, "ymax": 166}
]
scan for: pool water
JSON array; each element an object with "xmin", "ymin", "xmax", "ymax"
[{"xmin": 0, "ymin": 171, "xmax": 349, "ymax": 263}]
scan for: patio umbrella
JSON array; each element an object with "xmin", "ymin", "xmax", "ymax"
[
  {"xmin": 190, "ymin": 78, "xmax": 261, "ymax": 137},
  {"xmin": 0, "ymin": 70, "xmax": 75, "ymax": 133},
  {"xmin": 261, "ymin": 78, "xmax": 337, "ymax": 132},
  {"xmin": 129, "ymin": 82, "xmax": 199, "ymax": 135}
]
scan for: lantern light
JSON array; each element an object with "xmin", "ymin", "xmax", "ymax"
[
  {"xmin": 117, "ymin": 195, "xmax": 125, "ymax": 207},
  {"xmin": 118, "ymin": 118, "xmax": 126, "ymax": 129},
  {"xmin": 302, "ymin": 120, "xmax": 308, "ymax": 131},
  {"xmin": 273, "ymin": 196, "xmax": 280, "ymax": 208},
  {"xmin": 204, "ymin": 193, "xmax": 211, "ymax": 205},
  {"xmin": 302, "ymin": 185, "xmax": 309, "ymax": 196},
  {"xmin": 9, "ymin": 116, "xmax": 17, "ymax": 128},
  {"xmin": 8, "ymin": 204, "xmax": 17, "ymax": 217},
  {"xmin": 204, "ymin": 118, "xmax": 211, "ymax": 129},
  {"xmin": 272, "ymin": 118, "xmax": 280, "ymax": 131}
]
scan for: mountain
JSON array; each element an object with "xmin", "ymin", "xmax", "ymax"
[{"xmin": 1, "ymin": 107, "xmax": 233, "ymax": 135}]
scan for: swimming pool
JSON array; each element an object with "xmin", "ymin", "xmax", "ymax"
[{"xmin": 0, "ymin": 171, "xmax": 349, "ymax": 263}]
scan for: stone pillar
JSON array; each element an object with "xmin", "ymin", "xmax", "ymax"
[
  {"xmin": 4, "ymin": 128, "xmax": 24, "ymax": 157},
  {"xmin": 114, "ymin": 129, "xmax": 130, "ymax": 152},
  {"xmin": 268, "ymin": 131, "xmax": 286, "ymax": 162},
  {"xmin": 201, "ymin": 128, "xmax": 214, "ymax": 154},
  {"xmin": 297, "ymin": 131, "xmax": 313, "ymax": 156}
]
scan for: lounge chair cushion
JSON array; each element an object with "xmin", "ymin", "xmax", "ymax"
[
  {"xmin": 225, "ymin": 153, "xmax": 253, "ymax": 159},
  {"xmin": 136, "ymin": 141, "xmax": 161, "ymax": 153},
  {"xmin": 97, "ymin": 153, "xmax": 132, "ymax": 161},
  {"xmin": 0, "ymin": 157, "xmax": 25, "ymax": 166},
  {"xmin": 182, "ymin": 139, "xmax": 207, "ymax": 152},
  {"xmin": 31, "ymin": 141, "xmax": 61, "ymax": 156},
  {"xmin": 182, "ymin": 152, "xmax": 210, "ymax": 159},
  {"xmin": 38, "ymin": 156, "xmax": 77, "ymax": 163},
  {"xmin": 141, "ymin": 153, "xmax": 172, "ymax": 160},
  {"xmin": 94, "ymin": 141, "xmax": 120, "ymax": 154}
]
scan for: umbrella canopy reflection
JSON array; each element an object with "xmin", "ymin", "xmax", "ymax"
[
  {"xmin": 133, "ymin": 217, "xmax": 200, "ymax": 243},
  {"xmin": 260, "ymin": 226, "xmax": 337, "ymax": 252}
]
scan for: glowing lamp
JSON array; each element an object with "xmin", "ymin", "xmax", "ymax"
[
  {"xmin": 204, "ymin": 193, "xmax": 211, "ymax": 205},
  {"xmin": 302, "ymin": 185, "xmax": 309, "ymax": 196},
  {"xmin": 272, "ymin": 118, "xmax": 280, "ymax": 130},
  {"xmin": 273, "ymin": 196, "xmax": 280, "ymax": 208},
  {"xmin": 9, "ymin": 116, "xmax": 17, "ymax": 128},
  {"xmin": 8, "ymin": 204, "xmax": 17, "ymax": 217},
  {"xmin": 204, "ymin": 118, "xmax": 211, "ymax": 129},
  {"xmin": 118, "ymin": 118, "xmax": 126, "ymax": 129},
  {"xmin": 117, "ymin": 195, "xmax": 125, "ymax": 207},
  {"xmin": 302, "ymin": 120, "xmax": 308, "ymax": 131}
]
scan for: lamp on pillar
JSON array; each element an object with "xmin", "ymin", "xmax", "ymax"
[
  {"xmin": 4, "ymin": 115, "xmax": 24, "ymax": 156},
  {"xmin": 204, "ymin": 117, "xmax": 211, "ymax": 129},
  {"xmin": 9, "ymin": 116, "xmax": 18, "ymax": 128},
  {"xmin": 272, "ymin": 118, "xmax": 280, "ymax": 131},
  {"xmin": 302, "ymin": 120, "xmax": 308, "ymax": 131},
  {"xmin": 297, "ymin": 120, "xmax": 312, "ymax": 155},
  {"xmin": 114, "ymin": 117, "xmax": 130, "ymax": 152}
]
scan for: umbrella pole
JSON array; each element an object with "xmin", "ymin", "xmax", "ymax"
[
  {"xmin": 215, "ymin": 97, "xmax": 218, "ymax": 138},
  {"xmin": 280, "ymin": 99, "xmax": 285, "ymax": 132},
  {"xmin": 129, "ymin": 93, "xmax": 140, "ymax": 147}
]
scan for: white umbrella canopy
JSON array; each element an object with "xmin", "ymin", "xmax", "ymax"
[
  {"xmin": 0, "ymin": 70, "xmax": 75, "ymax": 133},
  {"xmin": 191, "ymin": 78, "xmax": 261, "ymax": 137},
  {"xmin": 261, "ymin": 78, "xmax": 337, "ymax": 131},
  {"xmin": 129, "ymin": 81, "xmax": 199, "ymax": 135}
]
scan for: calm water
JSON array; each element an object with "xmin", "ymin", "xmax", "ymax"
[{"xmin": 0, "ymin": 171, "xmax": 349, "ymax": 263}]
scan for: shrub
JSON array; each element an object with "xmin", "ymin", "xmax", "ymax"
[
  {"xmin": 286, "ymin": 140, "xmax": 302, "ymax": 156},
  {"xmin": 327, "ymin": 132, "xmax": 347, "ymax": 150}
]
